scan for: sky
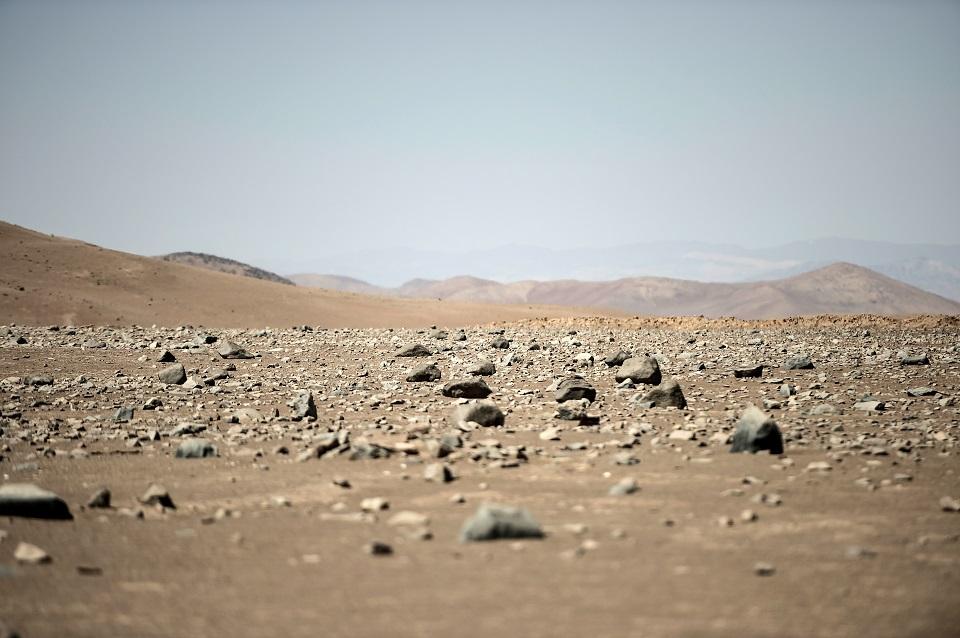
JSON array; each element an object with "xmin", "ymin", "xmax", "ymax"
[{"xmin": 1, "ymin": 0, "xmax": 958, "ymax": 275}]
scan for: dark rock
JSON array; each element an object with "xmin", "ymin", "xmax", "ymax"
[
  {"xmin": 424, "ymin": 463, "xmax": 455, "ymax": 483},
  {"xmin": 175, "ymin": 438, "xmax": 218, "ymax": 459},
  {"xmin": 0, "ymin": 483, "xmax": 73, "ymax": 520},
  {"xmin": 451, "ymin": 400, "xmax": 505, "ymax": 428},
  {"xmin": 459, "ymin": 503, "xmax": 544, "ymax": 541},
  {"xmin": 398, "ymin": 344, "xmax": 432, "ymax": 357},
  {"xmin": 734, "ymin": 365, "xmax": 764, "ymax": 378},
  {"xmin": 218, "ymin": 340, "xmax": 254, "ymax": 359},
  {"xmin": 157, "ymin": 350, "xmax": 177, "ymax": 363},
  {"xmin": 730, "ymin": 405, "xmax": 784, "ymax": 454},
  {"xmin": 900, "ymin": 354, "xmax": 930, "ymax": 366},
  {"xmin": 406, "ymin": 363, "xmax": 442, "ymax": 382},
  {"xmin": 140, "ymin": 484, "xmax": 176, "ymax": 509},
  {"xmin": 490, "ymin": 337, "xmax": 510, "ymax": 349},
  {"xmin": 114, "ymin": 406, "xmax": 135, "ymax": 422},
  {"xmin": 365, "ymin": 541, "xmax": 394, "ymax": 555},
  {"xmin": 26, "ymin": 375, "xmax": 53, "ymax": 386},
  {"xmin": 615, "ymin": 356, "xmax": 661, "ymax": 384},
  {"xmin": 603, "ymin": 349, "xmax": 632, "ymax": 367},
  {"xmin": 555, "ymin": 376, "xmax": 596, "ymax": 403},
  {"xmin": 442, "ymin": 378, "xmax": 492, "ymax": 399},
  {"xmin": 467, "ymin": 361, "xmax": 496, "ymax": 376},
  {"xmin": 906, "ymin": 387, "xmax": 937, "ymax": 397},
  {"xmin": 158, "ymin": 363, "xmax": 187, "ymax": 385},
  {"xmin": 87, "ymin": 488, "xmax": 111, "ymax": 509},
  {"xmin": 636, "ymin": 377, "xmax": 687, "ymax": 408}
]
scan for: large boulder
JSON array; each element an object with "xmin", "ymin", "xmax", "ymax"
[
  {"xmin": 603, "ymin": 349, "xmax": 632, "ymax": 367},
  {"xmin": 784, "ymin": 355, "xmax": 814, "ymax": 370},
  {"xmin": 467, "ymin": 361, "xmax": 496, "ymax": 376},
  {"xmin": 158, "ymin": 363, "xmax": 187, "ymax": 385},
  {"xmin": 450, "ymin": 400, "xmax": 505, "ymax": 428},
  {"xmin": 730, "ymin": 405, "xmax": 784, "ymax": 454},
  {"xmin": 615, "ymin": 356, "xmax": 661, "ymax": 384},
  {"xmin": 555, "ymin": 376, "xmax": 596, "ymax": 403},
  {"xmin": 406, "ymin": 363, "xmax": 442, "ymax": 382},
  {"xmin": 397, "ymin": 344, "xmax": 432, "ymax": 357},
  {"xmin": 0, "ymin": 484, "xmax": 73, "ymax": 520},
  {"xmin": 459, "ymin": 503, "xmax": 544, "ymax": 541},
  {"xmin": 635, "ymin": 377, "xmax": 687, "ymax": 408}
]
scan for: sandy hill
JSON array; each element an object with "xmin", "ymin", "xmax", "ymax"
[
  {"xmin": 160, "ymin": 252, "xmax": 295, "ymax": 286},
  {"xmin": 0, "ymin": 222, "xmax": 607, "ymax": 328},
  {"xmin": 288, "ymin": 274, "xmax": 386, "ymax": 296},
  {"xmin": 296, "ymin": 263, "xmax": 960, "ymax": 318}
]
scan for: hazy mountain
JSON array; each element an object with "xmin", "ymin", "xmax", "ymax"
[
  {"xmin": 160, "ymin": 252, "xmax": 295, "ymax": 286},
  {"xmin": 295, "ymin": 263, "xmax": 960, "ymax": 318},
  {"xmin": 273, "ymin": 238, "xmax": 960, "ymax": 301}
]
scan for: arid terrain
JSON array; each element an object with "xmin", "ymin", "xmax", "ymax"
[{"xmin": 1, "ymin": 314, "xmax": 959, "ymax": 638}]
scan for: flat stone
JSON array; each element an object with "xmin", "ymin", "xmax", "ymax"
[
  {"xmin": 175, "ymin": 438, "xmax": 218, "ymax": 459},
  {"xmin": 459, "ymin": 503, "xmax": 544, "ymax": 542},
  {"xmin": 0, "ymin": 484, "xmax": 73, "ymax": 520}
]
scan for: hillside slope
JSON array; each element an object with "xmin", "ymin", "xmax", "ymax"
[{"xmin": 160, "ymin": 252, "xmax": 295, "ymax": 286}]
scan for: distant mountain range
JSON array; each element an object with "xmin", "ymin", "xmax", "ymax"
[
  {"xmin": 275, "ymin": 237, "xmax": 960, "ymax": 302},
  {"xmin": 159, "ymin": 252, "xmax": 295, "ymax": 286},
  {"xmin": 290, "ymin": 262, "xmax": 960, "ymax": 318}
]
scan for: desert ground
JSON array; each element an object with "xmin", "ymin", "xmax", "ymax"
[{"xmin": 1, "ymin": 314, "xmax": 959, "ymax": 638}]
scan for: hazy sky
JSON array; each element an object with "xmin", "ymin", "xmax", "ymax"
[{"xmin": 1, "ymin": 0, "xmax": 958, "ymax": 271}]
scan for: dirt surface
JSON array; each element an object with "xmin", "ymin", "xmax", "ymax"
[{"xmin": 1, "ymin": 317, "xmax": 959, "ymax": 637}]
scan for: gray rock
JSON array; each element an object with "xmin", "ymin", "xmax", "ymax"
[
  {"xmin": 114, "ymin": 406, "xmax": 135, "ymax": 422},
  {"xmin": 636, "ymin": 377, "xmax": 687, "ymax": 409},
  {"xmin": 175, "ymin": 438, "xmax": 218, "ymax": 459},
  {"xmin": 140, "ymin": 484, "xmax": 176, "ymax": 509},
  {"xmin": 906, "ymin": 387, "xmax": 937, "ymax": 397},
  {"xmin": 734, "ymin": 365, "xmax": 764, "ymax": 378},
  {"xmin": 406, "ymin": 363, "xmax": 442, "ymax": 382},
  {"xmin": 609, "ymin": 478, "xmax": 639, "ymax": 496},
  {"xmin": 289, "ymin": 391, "xmax": 317, "ymax": 420},
  {"xmin": 442, "ymin": 378, "xmax": 492, "ymax": 399},
  {"xmin": 603, "ymin": 349, "xmax": 632, "ymax": 367},
  {"xmin": 171, "ymin": 422, "xmax": 206, "ymax": 437},
  {"xmin": 218, "ymin": 340, "xmax": 254, "ymax": 359},
  {"xmin": 854, "ymin": 400, "xmax": 885, "ymax": 412},
  {"xmin": 459, "ymin": 503, "xmax": 544, "ymax": 541},
  {"xmin": 0, "ymin": 484, "xmax": 73, "ymax": 520},
  {"xmin": 424, "ymin": 463, "xmax": 455, "ymax": 483},
  {"xmin": 555, "ymin": 376, "xmax": 596, "ymax": 403},
  {"xmin": 451, "ymin": 400, "xmax": 505, "ymax": 428},
  {"xmin": 490, "ymin": 337, "xmax": 510, "ymax": 349},
  {"xmin": 87, "ymin": 488, "xmax": 111, "ymax": 509},
  {"xmin": 615, "ymin": 356, "xmax": 661, "ymax": 385},
  {"xmin": 778, "ymin": 383, "xmax": 796, "ymax": 398},
  {"xmin": 157, "ymin": 350, "xmax": 177, "ymax": 363},
  {"xmin": 158, "ymin": 363, "xmax": 187, "ymax": 385},
  {"xmin": 26, "ymin": 374, "xmax": 53, "ymax": 386},
  {"xmin": 397, "ymin": 344, "xmax": 432, "ymax": 357},
  {"xmin": 785, "ymin": 355, "xmax": 814, "ymax": 370},
  {"xmin": 467, "ymin": 361, "xmax": 496, "ymax": 376},
  {"xmin": 900, "ymin": 354, "xmax": 930, "ymax": 366},
  {"xmin": 730, "ymin": 405, "xmax": 784, "ymax": 455}
]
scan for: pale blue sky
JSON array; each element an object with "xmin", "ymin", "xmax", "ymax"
[{"xmin": 1, "ymin": 1, "xmax": 958, "ymax": 273}]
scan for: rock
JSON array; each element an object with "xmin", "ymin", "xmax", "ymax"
[
  {"xmin": 442, "ymin": 378, "xmax": 492, "ymax": 399},
  {"xmin": 554, "ymin": 399, "xmax": 598, "ymax": 424},
  {"xmin": 158, "ymin": 363, "xmax": 186, "ymax": 385},
  {"xmin": 555, "ymin": 376, "xmax": 596, "ymax": 403},
  {"xmin": 539, "ymin": 427, "xmax": 561, "ymax": 441},
  {"xmin": 114, "ymin": 406, "xmax": 135, "ymax": 422},
  {"xmin": 854, "ymin": 400, "xmax": 885, "ymax": 412},
  {"xmin": 778, "ymin": 384, "xmax": 796, "ymax": 398},
  {"xmin": 753, "ymin": 562, "xmax": 776, "ymax": 576},
  {"xmin": 218, "ymin": 340, "xmax": 254, "ymax": 359},
  {"xmin": 730, "ymin": 405, "xmax": 784, "ymax": 454},
  {"xmin": 459, "ymin": 503, "xmax": 544, "ymax": 541},
  {"xmin": 609, "ymin": 478, "xmax": 639, "ymax": 496},
  {"xmin": 785, "ymin": 355, "xmax": 814, "ymax": 370},
  {"xmin": 365, "ymin": 541, "xmax": 393, "ymax": 556},
  {"xmin": 87, "ymin": 487, "xmax": 111, "ymax": 509},
  {"xmin": 615, "ymin": 356, "xmax": 661, "ymax": 385},
  {"xmin": 0, "ymin": 484, "xmax": 73, "ymax": 520},
  {"xmin": 14, "ymin": 542, "xmax": 51, "ymax": 565},
  {"xmin": 467, "ymin": 361, "xmax": 496, "ymax": 376},
  {"xmin": 906, "ymin": 387, "xmax": 937, "ymax": 397},
  {"xmin": 361, "ymin": 497, "xmax": 389, "ymax": 512},
  {"xmin": 175, "ymin": 438, "xmax": 218, "ymax": 459},
  {"xmin": 157, "ymin": 350, "xmax": 176, "ymax": 363},
  {"xmin": 490, "ymin": 337, "xmax": 510, "ymax": 349},
  {"xmin": 406, "ymin": 363, "xmax": 442, "ymax": 382},
  {"xmin": 397, "ymin": 344, "xmax": 432, "ymax": 357},
  {"xmin": 603, "ymin": 349, "xmax": 632, "ymax": 367},
  {"xmin": 451, "ymin": 400, "xmax": 505, "ymax": 428},
  {"xmin": 940, "ymin": 496, "xmax": 960, "ymax": 512},
  {"xmin": 734, "ymin": 365, "xmax": 764, "ymax": 378},
  {"xmin": 636, "ymin": 377, "xmax": 687, "ymax": 409},
  {"xmin": 289, "ymin": 391, "xmax": 317, "ymax": 420},
  {"xmin": 900, "ymin": 354, "xmax": 930, "ymax": 366},
  {"xmin": 388, "ymin": 511, "xmax": 429, "ymax": 527},
  {"xmin": 424, "ymin": 463, "xmax": 455, "ymax": 483},
  {"xmin": 140, "ymin": 484, "xmax": 176, "ymax": 509},
  {"xmin": 171, "ymin": 422, "xmax": 206, "ymax": 437},
  {"xmin": 26, "ymin": 374, "xmax": 54, "ymax": 386}
]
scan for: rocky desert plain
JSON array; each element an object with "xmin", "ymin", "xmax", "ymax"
[{"xmin": 1, "ymin": 223, "xmax": 959, "ymax": 638}]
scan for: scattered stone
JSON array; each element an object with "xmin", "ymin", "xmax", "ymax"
[
  {"xmin": 0, "ymin": 484, "xmax": 73, "ymax": 520},
  {"xmin": 635, "ymin": 377, "xmax": 687, "ymax": 409},
  {"xmin": 608, "ymin": 478, "xmax": 639, "ymax": 496},
  {"xmin": 158, "ymin": 363, "xmax": 187, "ymax": 385},
  {"xmin": 753, "ymin": 562, "xmax": 776, "ymax": 576},
  {"xmin": 14, "ymin": 542, "xmax": 50, "ymax": 565},
  {"xmin": 406, "ymin": 363, "xmax": 442, "ymax": 382},
  {"xmin": 459, "ymin": 503, "xmax": 544, "ymax": 542},
  {"xmin": 900, "ymin": 354, "xmax": 930, "ymax": 366},
  {"xmin": 906, "ymin": 387, "xmax": 937, "ymax": 397},
  {"xmin": 451, "ymin": 400, "xmax": 505, "ymax": 428},
  {"xmin": 157, "ymin": 350, "xmax": 176, "ymax": 363},
  {"xmin": 218, "ymin": 340, "xmax": 254, "ymax": 359},
  {"xmin": 442, "ymin": 378, "xmax": 492, "ymax": 399},
  {"xmin": 424, "ymin": 462, "xmax": 455, "ymax": 483},
  {"xmin": 467, "ymin": 361, "xmax": 496, "ymax": 376},
  {"xmin": 734, "ymin": 365, "xmax": 764, "ymax": 379},
  {"xmin": 940, "ymin": 496, "xmax": 960, "ymax": 512},
  {"xmin": 365, "ymin": 541, "xmax": 393, "ymax": 555},
  {"xmin": 361, "ymin": 497, "xmax": 389, "ymax": 512},
  {"xmin": 288, "ymin": 391, "xmax": 317, "ymax": 420},
  {"xmin": 175, "ymin": 438, "xmax": 218, "ymax": 459},
  {"xmin": 603, "ymin": 349, "xmax": 632, "ymax": 367},
  {"xmin": 397, "ymin": 344, "xmax": 432, "ymax": 357},
  {"xmin": 730, "ymin": 405, "xmax": 784, "ymax": 455},
  {"xmin": 555, "ymin": 376, "xmax": 597, "ymax": 403},
  {"xmin": 140, "ymin": 484, "xmax": 176, "ymax": 509},
  {"xmin": 854, "ymin": 400, "xmax": 885, "ymax": 412},
  {"xmin": 615, "ymin": 356, "xmax": 661, "ymax": 385},
  {"xmin": 784, "ymin": 355, "xmax": 814, "ymax": 370},
  {"xmin": 87, "ymin": 487, "xmax": 111, "ymax": 509},
  {"xmin": 113, "ymin": 406, "xmax": 135, "ymax": 422}
]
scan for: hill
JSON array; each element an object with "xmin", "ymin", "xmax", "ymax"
[
  {"xmin": 160, "ymin": 252, "xmax": 295, "ymax": 286},
  {"xmin": 0, "ymin": 222, "xmax": 606, "ymax": 328},
  {"xmin": 296, "ymin": 263, "xmax": 960, "ymax": 318}
]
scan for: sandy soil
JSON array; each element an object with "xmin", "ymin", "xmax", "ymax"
[{"xmin": 1, "ymin": 317, "xmax": 958, "ymax": 637}]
